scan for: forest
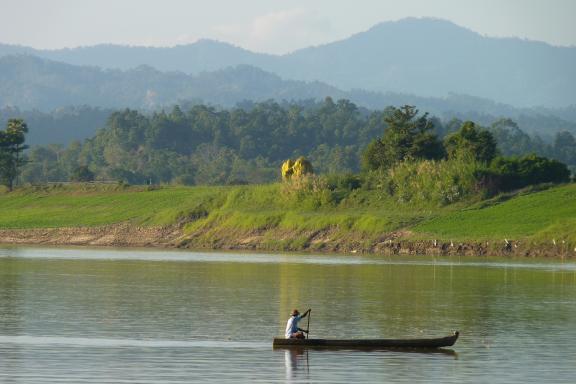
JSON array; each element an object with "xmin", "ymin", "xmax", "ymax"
[{"xmin": 1, "ymin": 98, "xmax": 573, "ymax": 206}]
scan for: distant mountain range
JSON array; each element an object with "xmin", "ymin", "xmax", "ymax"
[
  {"xmin": 0, "ymin": 55, "xmax": 345, "ymax": 110},
  {"xmin": 1, "ymin": 53, "xmax": 576, "ymax": 144},
  {"xmin": 1, "ymin": 18, "xmax": 575, "ymax": 108},
  {"xmin": 0, "ymin": 51, "xmax": 576, "ymax": 148}
]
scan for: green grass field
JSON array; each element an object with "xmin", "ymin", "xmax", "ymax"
[
  {"xmin": 1, "ymin": 182, "xmax": 575, "ymax": 247},
  {"xmin": 0, "ymin": 184, "xmax": 227, "ymax": 228},
  {"xmin": 413, "ymin": 184, "xmax": 576, "ymax": 243}
]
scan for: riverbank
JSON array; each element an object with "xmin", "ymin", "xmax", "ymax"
[
  {"xmin": 0, "ymin": 183, "xmax": 575, "ymax": 257},
  {"xmin": 0, "ymin": 225, "xmax": 570, "ymax": 258},
  {"xmin": 0, "ymin": 223, "xmax": 178, "ymax": 248}
]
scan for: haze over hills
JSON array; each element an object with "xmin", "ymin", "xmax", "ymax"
[
  {"xmin": 1, "ymin": 53, "xmax": 574, "ymax": 117},
  {"xmin": 2, "ymin": 17, "xmax": 576, "ymax": 146},
  {"xmin": 1, "ymin": 18, "xmax": 575, "ymax": 108},
  {"xmin": 0, "ymin": 55, "xmax": 345, "ymax": 110},
  {"xmin": 2, "ymin": 53, "xmax": 576, "ymax": 145}
]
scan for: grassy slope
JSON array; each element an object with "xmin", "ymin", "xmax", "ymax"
[
  {"xmin": 180, "ymin": 183, "xmax": 445, "ymax": 238},
  {"xmin": 0, "ymin": 184, "xmax": 227, "ymax": 228},
  {"xmin": 1, "ymin": 183, "xmax": 575, "ymax": 247},
  {"xmin": 413, "ymin": 184, "xmax": 576, "ymax": 243}
]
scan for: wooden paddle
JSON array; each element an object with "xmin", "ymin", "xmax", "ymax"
[{"xmin": 306, "ymin": 309, "xmax": 311, "ymax": 339}]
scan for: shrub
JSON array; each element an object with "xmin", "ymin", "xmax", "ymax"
[
  {"xmin": 364, "ymin": 158, "xmax": 486, "ymax": 206},
  {"xmin": 71, "ymin": 166, "xmax": 95, "ymax": 182},
  {"xmin": 489, "ymin": 155, "xmax": 570, "ymax": 191},
  {"xmin": 280, "ymin": 175, "xmax": 334, "ymax": 209},
  {"xmin": 325, "ymin": 173, "xmax": 362, "ymax": 191}
]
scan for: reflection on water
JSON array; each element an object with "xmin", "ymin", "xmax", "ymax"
[
  {"xmin": 0, "ymin": 246, "xmax": 576, "ymax": 383},
  {"xmin": 282, "ymin": 346, "xmax": 458, "ymax": 382},
  {"xmin": 284, "ymin": 348, "xmax": 309, "ymax": 381},
  {"xmin": 2, "ymin": 246, "xmax": 576, "ymax": 271}
]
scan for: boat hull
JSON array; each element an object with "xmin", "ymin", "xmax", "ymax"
[{"xmin": 273, "ymin": 331, "xmax": 459, "ymax": 349}]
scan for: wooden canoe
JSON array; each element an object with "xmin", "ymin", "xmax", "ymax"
[{"xmin": 273, "ymin": 331, "xmax": 459, "ymax": 349}]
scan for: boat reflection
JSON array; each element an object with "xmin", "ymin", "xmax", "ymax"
[
  {"xmin": 284, "ymin": 348, "xmax": 309, "ymax": 380},
  {"xmin": 279, "ymin": 345, "xmax": 458, "ymax": 355},
  {"xmin": 282, "ymin": 345, "xmax": 457, "ymax": 380}
]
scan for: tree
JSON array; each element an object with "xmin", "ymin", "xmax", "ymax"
[
  {"xmin": 489, "ymin": 155, "xmax": 570, "ymax": 191},
  {"xmin": 444, "ymin": 121, "xmax": 498, "ymax": 163},
  {"xmin": 20, "ymin": 145, "xmax": 67, "ymax": 183},
  {"xmin": 191, "ymin": 144, "xmax": 237, "ymax": 185},
  {"xmin": 489, "ymin": 118, "xmax": 539, "ymax": 157},
  {"xmin": 0, "ymin": 118, "xmax": 28, "ymax": 190},
  {"xmin": 553, "ymin": 131, "xmax": 576, "ymax": 166},
  {"xmin": 71, "ymin": 166, "xmax": 95, "ymax": 182},
  {"xmin": 362, "ymin": 105, "xmax": 444, "ymax": 171}
]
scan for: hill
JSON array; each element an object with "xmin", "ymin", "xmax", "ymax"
[
  {"xmin": 0, "ymin": 106, "xmax": 112, "ymax": 145},
  {"xmin": 0, "ymin": 39, "xmax": 268, "ymax": 74},
  {"xmin": 0, "ymin": 183, "xmax": 574, "ymax": 257},
  {"xmin": 279, "ymin": 18, "xmax": 576, "ymax": 107},
  {"xmin": 2, "ymin": 18, "xmax": 575, "ymax": 107},
  {"xmin": 0, "ymin": 55, "xmax": 343, "ymax": 110},
  {"xmin": 2, "ymin": 54, "xmax": 576, "ymax": 145}
]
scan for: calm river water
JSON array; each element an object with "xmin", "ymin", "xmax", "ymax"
[{"xmin": 0, "ymin": 247, "xmax": 575, "ymax": 383}]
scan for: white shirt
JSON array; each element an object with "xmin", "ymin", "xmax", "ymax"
[{"xmin": 285, "ymin": 315, "xmax": 302, "ymax": 338}]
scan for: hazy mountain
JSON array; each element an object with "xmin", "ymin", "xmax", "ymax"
[
  {"xmin": 1, "ymin": 53, "xmax": 569, "ymax": 119},
  {"xmin": 0, "ymin": 105, "xmax": 111, "ymax": 145},
  {"xmin": 279, "ymin": 18, "xmax": 576, "ymax": 108},
  {"xmin": 2, "ymin": 54, "xmax": 576, "ymax": 145},
  {"xmin": 2, "ymin": 18, "xmax": 574, "ymax": 107},
  {"xmin": 0, "ymin": 55, "xmax": 344, "ymax": 110},
  {"xmin": 1, "ymin": 39, "xmax": 272, "ymax": 74},
  {"xmin": 0, "ymin": 39, "xmax": 270, "ymax": 73},
  {"xmin": 0, "ymin": 43, "xmax": 36, "ymax": 57}
]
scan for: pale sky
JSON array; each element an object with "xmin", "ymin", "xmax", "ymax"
[{"xmin": 0, "ymin": 0, "xmax": 575, "ymax": 53}]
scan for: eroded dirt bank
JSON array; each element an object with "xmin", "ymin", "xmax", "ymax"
[
  {"xmin": 0, "ymin": 224, "xmax": 181, "ymax": 248},
  {"xmin": 1, "ymin": 225, "xmax": 572, "ymax": 258},
  {"xmin": 179, "ymin": 227, "xmax": 575, "ymax": 258}
]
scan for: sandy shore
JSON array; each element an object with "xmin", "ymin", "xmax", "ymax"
[
  {"xmin": 0, "ymin": 224, "xmax": 180, "ymax": 248},
  {"xmin": 1, "ymin": 224, "xmax": 573, "ymax": 258}
]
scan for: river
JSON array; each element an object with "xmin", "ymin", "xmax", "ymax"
[{"xmin": 1, "ymin": 247, "xmax": 575, "ymax": 383}]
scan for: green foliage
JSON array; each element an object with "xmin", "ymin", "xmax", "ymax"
[
  {"xmin": 489, "ymin": 118, "xmax": 541, "ymax": 157},
  {"xmin": 280, "ymin": 175, "xmax": 335, "ymax": 209},
  {"xmin": 366, "ymin": 158, "xmax": 486, "ymax": 206},
  {"xmin": 108, "ymin": 167, "xmax": 147, "ymax": 184},
  {"xmin": 20, "ymin": 145, "xmax": 67, "ymax": 183},
  {"xmin": 19, "ymin": 99, "xmax": 376, "ymax": 185},
  {"xmin": 362, "ymin": 139, "xmax": 388, "ymax": 172},
  {"xmin": 325, "ymin": 173, "xmax": 362, "ymax": 191},
  {"xmin": 488, "ymin": 155, "xmax": 570, "ymax": 191},
  {"xmin": 444, "ymin": 121, "xmax": 498, "ymax": 163},
  {"xmin": 553, "ymin": 131, "xmax": 576, "ymax": 166},
  {"xmin": 362, "ymin": 105, "xmax": 444, "ymax": 171},
  {"xmin": 308, "ymin": 144, "xmax": 357, "ymax": 174},
  {"xmin": 0, "ymin": 118, "xmax": 28, "ymax": 190},
  {"xmin": 71, "ymin": 166, "xmax": 95, "ymax": 182},
  {"xmin": 16, "ymin": 102, "xmax": 576, "ymax": 191}
]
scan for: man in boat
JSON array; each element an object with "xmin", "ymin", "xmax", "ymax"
[{"xmin": 285, "ymin": 308, "xmax": 311, "ymax": 339}]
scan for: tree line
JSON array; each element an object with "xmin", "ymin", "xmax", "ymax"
[
  {"xmin": 2, "ymin": 98, "xmax": 575, "ymax": 192},
  {"xmin": 0, "ymin": 119, "xmax": 28, "ymax": 190},
  {"xmin": 362, "ymin": 106, "xmax": 570, "ymax": 203}
]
